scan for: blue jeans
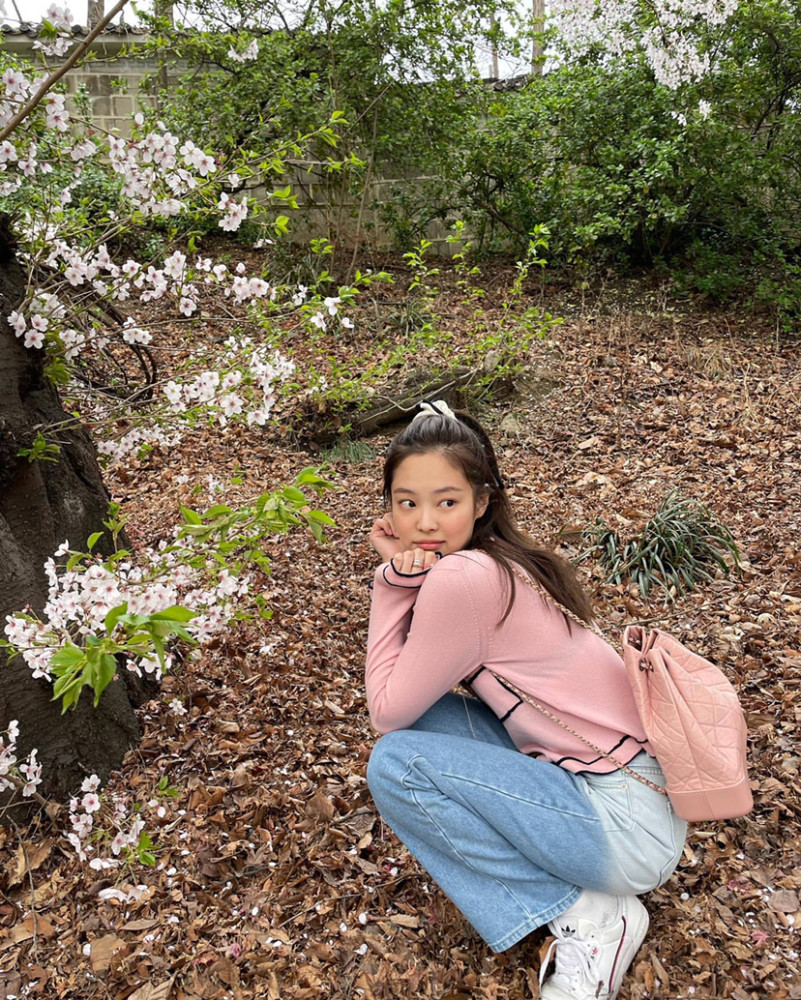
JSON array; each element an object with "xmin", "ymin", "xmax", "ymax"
[{"xmin": 367, "ymin": 693, "xmax": 687, "ymax": 953}]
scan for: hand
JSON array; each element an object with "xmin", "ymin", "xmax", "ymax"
[
  {"xmin": 391, "ymin": 547, "xmax": 440, "ymax": 575},
  {"xmin": 369, "ymin": 513, "xmax": 402, "ymax": 562}
]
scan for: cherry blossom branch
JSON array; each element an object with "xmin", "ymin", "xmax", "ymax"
[
  {"xmin": 1, "ymin": 770, "xmax": 61, "ymax": 818},
  {"xmin": 0, "ymin": 0, "xmax": 130, "ymax": 143}
]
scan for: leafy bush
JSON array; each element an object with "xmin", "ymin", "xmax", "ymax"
[
  {"xmin": 384, "ymin": 0, "xmax": 801, "ymax": 318},
  {"xmin": 141, "ymin": 1, "xmax": 509, "ymax": 257},
  {"xmin": 577, "ymin": 490, "xmax": 740, "ymax": 601}
]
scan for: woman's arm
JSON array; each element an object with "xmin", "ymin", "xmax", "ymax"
[{"xmin": 366, "ymin": 557, "xmax": 489, "ymax": 733}]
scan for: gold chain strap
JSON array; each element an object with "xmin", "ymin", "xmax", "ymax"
[
  {"xmin": 495, "ymin": 565, "xmax": 668, "ymax": 797},
  {"xmin": 511, "ymin": 565, "xmax": 610, "ymax": 643}
]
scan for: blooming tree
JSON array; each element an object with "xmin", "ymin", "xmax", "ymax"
[
  {"xmin": 547, "ymin": 0, "xmax": 741, "ymax": 87},
  {"xmin": 0, "ymin": 1, "xmax": 350, "ymax": 823}
]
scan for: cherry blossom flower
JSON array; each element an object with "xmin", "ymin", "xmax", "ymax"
[
  {"xmin": 2, "ymin": 68, "xmax": 30, "ymax": 96},
  {"xmin": 19, "ymin": 750, "xmax": 43, "ymax": 796},
  {"xmin": 7, "ymin": 310, "xmax": 26, "ymax": 335},
  {"xmin": 549, "ymin": 0, "xmax": 738, "ymax": 87},
  {"xmin": 228, "ymin": 39, "xmax": 260, "ymax": 63},
  {"xmin": 23, "ymin": 328, "xmax": 45, "ymax": 349},
  {"xmin": 81, "ymin": 774, "xmax": 101, "ymax": 793},
  {"xmin": 219, "ymin": 393, "xmax": 244, "ymax": 419}
]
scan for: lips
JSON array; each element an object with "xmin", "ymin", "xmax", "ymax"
[{"xmin": 415, "ymin": 542, "xmax": 444, "ymax": 550}]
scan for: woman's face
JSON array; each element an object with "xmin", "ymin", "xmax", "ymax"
[{"xmin": 389, "ymin": 450, "xmax": 487, "ymax": 557}]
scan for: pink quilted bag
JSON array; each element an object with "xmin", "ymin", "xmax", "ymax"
[{"xmin": 622, "ymin": 625, "xmax": 753, "ymax": 822}]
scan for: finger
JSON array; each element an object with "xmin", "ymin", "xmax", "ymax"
[
  {"xmin": 409, "ymin": 547, "xmax": 427, "ymax": 572},
  {"xmin": 377, "ymin": 516, "xmax": 396, "ymax": 539}
]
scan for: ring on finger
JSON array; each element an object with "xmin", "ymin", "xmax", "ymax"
[{"xmin": 412, "ymin": 559, "xmax": 423, "ymax": 567}]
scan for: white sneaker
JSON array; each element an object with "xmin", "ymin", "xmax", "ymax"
[{"xmin": 538, "ymin": 892, "xmax": 650, "ymax": 1000}]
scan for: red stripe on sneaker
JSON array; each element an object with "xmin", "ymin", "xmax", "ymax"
[{"xmin": 607, "ymin": 915, "xmax": 627, "ymax": 993}]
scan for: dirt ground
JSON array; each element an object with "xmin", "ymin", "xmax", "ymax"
[{"xmin": 2, "ymin": 263, "xmax": 800, "ymax": 999}]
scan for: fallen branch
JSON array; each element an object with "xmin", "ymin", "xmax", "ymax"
[{"xmin": 349, "ymin": 366, "xmax": 514, "ymax": 437}]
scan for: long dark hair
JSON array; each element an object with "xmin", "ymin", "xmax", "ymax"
[{"xmin": 383, "ymin": 406, "xmax": 594, "ymax": 625}]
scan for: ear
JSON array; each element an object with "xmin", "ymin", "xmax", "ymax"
[{"xmin": 475, "ymin": 490, "xmax": 489, "ymax": 520}]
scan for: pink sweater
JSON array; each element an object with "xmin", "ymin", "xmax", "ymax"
[{"xmin": 366, "ymin": 550, "xmax": 653, "ymax": 774}]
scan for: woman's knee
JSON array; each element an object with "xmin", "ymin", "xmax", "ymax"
[{"xmin": 366, "ymin": 730, "xmax": 414, "ymax": 802}]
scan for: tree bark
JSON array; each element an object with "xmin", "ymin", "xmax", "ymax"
[
  {"xmin": 87, "ymin": 0, "xmax": 105, "ymax": 28},
  {"xmin": 531, "ymin": 0, "xmax": 545, "ymax": 75},
  {"xmin": 0, "ymin": 217, "xmax": 144, "ymax": 815}
]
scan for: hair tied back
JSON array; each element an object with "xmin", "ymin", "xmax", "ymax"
[{"xmin": 412, "ymin": 399, "xmax": 457, "ymax": 423}]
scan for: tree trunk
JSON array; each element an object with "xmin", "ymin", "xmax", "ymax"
[
  {"xmin": 531, "ymin": 0, "xmax": 545, "ymax": 75},
  {"xmin": 87, "ymin": 0, "xmax": 105, "ymax": 28},
  {"xmin": 0, "ymin": 217, "xmax": 144, "ymax": 814}
]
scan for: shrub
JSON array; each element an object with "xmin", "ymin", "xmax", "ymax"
[{"xmin": 577, "ymin": 490, "xmax": 740, "ymax": 601}]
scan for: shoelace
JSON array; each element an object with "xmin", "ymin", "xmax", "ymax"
[{"xmin": 539, "ymin": 927, "xmax": 600, "ymax": 991}]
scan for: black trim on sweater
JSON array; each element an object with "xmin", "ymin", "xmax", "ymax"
[
  {"xmin": 553, "ymin": 734, "xmax": 650, "ymax": 769},
  {"xmin": 381, "ymin": 563, "xmax": 429, "ymax": 588},
  {"xmin": 498, "ymin": 699, "xmax": 524, "ymax": 723}
]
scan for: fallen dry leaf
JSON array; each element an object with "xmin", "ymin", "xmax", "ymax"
[
  {"xmin": 11, "ymin": 913, "xmax": 55, "ymax": 943},
  {"xmin": 128, "ymin": 976, "xmax": 175, "ymax": 1000},
  {"xmin": 768, "ymin": 890, "xmax": 800, "ymax": 913},
  {"xmin": 4, "ymin": 840, "xmax": 52, "ymax": 889},
  {"xmin": 306, "ymin": 788, "xmax": 335, "ymax": 821},
  {"xmin": 90, "ymin": 933, "xmax": 127, "ymax": 973}
]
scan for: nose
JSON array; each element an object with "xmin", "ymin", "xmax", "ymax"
[{"xmin": 416, "ymin": 504, "xmax": 438, "ymax": 532}]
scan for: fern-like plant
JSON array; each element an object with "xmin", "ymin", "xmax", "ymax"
[{"xmin": 577, "ymin": 490, "xmax": 740, "ymax": 601}]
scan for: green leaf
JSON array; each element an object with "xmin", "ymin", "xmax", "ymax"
[
  {"xmin": 182, "ymin": 508, "xmax": 202, "ymax": 525},
  {"xmin": 104, "ymin": 602, "xmax": 129, "ymax": 634},
  {"xmin": 204, "ymin": 504, "xmax": 234, "ymax": 518},
  {"xmin": 50, "ymin": 644, "xmax": 87, "ymax": 669},
  {"xmin": 92, "ymin": 653, "xmax": 119, "ymax": 706},
  {"xmin": 149, "ymin": 606, "xmax": 196, "ymax": 623},
  {"xmin": 282, "ymin": 486, "xmax": 307, "ymax": 504},
  {"xmin": 86, "ymin": 532, "xmax": 104, "ymax": 551},
  {"xmin": 307, "ymin": 509, "xmax": 335, "ymax": 526}
]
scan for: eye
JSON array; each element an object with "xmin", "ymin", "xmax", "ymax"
[
  {"xmin": 440, "ymin": 499, "xmax": 457, "ymax": 508},
  {"xmin": 397, "ymin": 499, "xmax": 415, "ymax": 509}
]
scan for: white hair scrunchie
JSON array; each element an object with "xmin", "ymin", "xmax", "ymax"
[{"xmin": 412, "ymin": 399, "xmax": 457, "ymax": 423}]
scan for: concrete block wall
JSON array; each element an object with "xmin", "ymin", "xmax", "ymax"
[
  {"xmin": 276, "ymin": 160, "xmax": 457, "ymax": 254},
  {"xmin": 62, "ymin": 57, "xmax": 185, "ymax": 135},
  {"xmin": 5, "ymin": 31, "xmax": 457, "ymax": 253}
]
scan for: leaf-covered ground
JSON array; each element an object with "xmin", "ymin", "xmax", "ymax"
[{"xmin": 2, "ymin": 263, "xmax": 800, "ymax": 999}]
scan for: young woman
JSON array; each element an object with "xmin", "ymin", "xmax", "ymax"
[{"xmin": 365, "ymin": 401, "xmax": 687, "ymax": 1000}]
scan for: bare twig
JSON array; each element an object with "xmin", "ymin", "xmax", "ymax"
[{"xmin": 1, "ymin": 771, "xmax": 61, "ymax": 820}]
